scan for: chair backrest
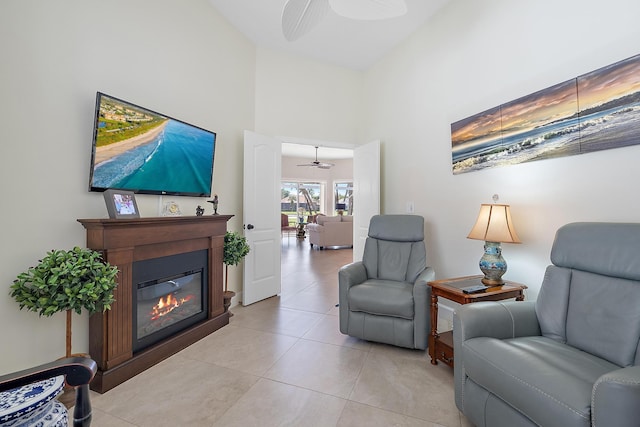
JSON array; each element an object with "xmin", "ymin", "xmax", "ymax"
[
  {"xmin": 536, "ymin": 222, "xmax": 640, "ymax": 367},
  {"xmin": 362, "ymin": 215, "xmax": 426, "ymax": 283},
  {"xmin": 0, "ymin": 357, "xmax": 96, "ymax": 427},
  {"xmin": 281, "ymin": 213, "xmax": 290, "ymax": 228}
]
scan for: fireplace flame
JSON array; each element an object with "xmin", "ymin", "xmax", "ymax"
[{"xmin": 150, "ymin": 293, "xmax": 194, "ymax": 320}]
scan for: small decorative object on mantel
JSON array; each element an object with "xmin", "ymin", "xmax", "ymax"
[
  {"xmin": 162, "ymin": 201, "xmax": 182, "ymax": 216},
  {"xmin": 222, "ymin": 231, "xmax": 250, "ymax": 316},
  {"xmin": 103, "ymin": 189, "xmax": 139, "ymax": 219},
  {"xmin": 207, "ymin": 194, "xmax": 219, "ymax": 215},
  {"xmin": 195, "ymin": 205, "xmax": 205, "ymax": 216}
]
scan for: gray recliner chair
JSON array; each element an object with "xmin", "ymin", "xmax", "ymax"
[
  {"xmin": 338, "ymin": 214, "xmax": 435, "ymax": 350},
  {"xmin": 454, "ymin": 222, "xmax": 640, "ymax": 427}
]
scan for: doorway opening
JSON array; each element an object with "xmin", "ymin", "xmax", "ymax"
[{"xmin": 280, "ymin": 142, "xmax": 354, "ymax": 273}]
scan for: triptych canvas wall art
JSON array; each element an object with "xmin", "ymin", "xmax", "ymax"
[{"xmin": 451, "ymin": 53, "xmax": 640, "ymax": 174}]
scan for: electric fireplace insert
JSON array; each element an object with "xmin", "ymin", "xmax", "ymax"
[{"xmin": 132, "ymin": 250, "xmax": 208, "ymax": 353}]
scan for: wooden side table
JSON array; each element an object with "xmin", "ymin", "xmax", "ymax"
[{"xmin": 428, "ymin": 275, "xmax": 527, "ymax": 367}]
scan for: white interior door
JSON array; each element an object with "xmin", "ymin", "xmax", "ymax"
[
  {"xmin": 353, "ymin": 140, "xmax": 380, "ymax": 262},
  {"xmin": 242, "ymin": 131, "xmax": 282, "ymax": 305}
]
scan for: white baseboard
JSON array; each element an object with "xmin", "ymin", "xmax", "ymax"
[{"xmin": 232, "ymin": 290, "xmax": 242, "ymax": 308}]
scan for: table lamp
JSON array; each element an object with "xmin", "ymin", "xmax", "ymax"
[{"xmin": 467, "ymin": 202, "xmax": 521, "ymax": 285}]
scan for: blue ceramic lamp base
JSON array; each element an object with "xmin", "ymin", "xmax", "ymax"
[{"xmin": 478, "ymin": 241, "xmax": 507, "ymax": 285}]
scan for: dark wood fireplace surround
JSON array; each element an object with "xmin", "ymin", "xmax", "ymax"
[{"xmin": 78, "ymin": 215, "xmax": 233, "ymax": 393}]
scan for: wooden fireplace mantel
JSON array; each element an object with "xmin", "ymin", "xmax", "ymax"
[{"xmin": 78, "ymin": 215, "xmax": 233, "ymax": 393}]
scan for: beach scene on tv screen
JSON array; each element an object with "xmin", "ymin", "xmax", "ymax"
[{"xmin": 91, "ymin": 94, "xmax": 215, "ymax": 196}]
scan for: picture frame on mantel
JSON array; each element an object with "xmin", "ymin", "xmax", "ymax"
[{"xmin": 103, "ymin": 189, "xmax": 140, "ymax": 219}]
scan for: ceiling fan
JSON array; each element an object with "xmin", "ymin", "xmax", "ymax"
[
  {"xmin": 297, "ymin": 146, "xmax": 335, "ymax": 169},
  {"xmin": 282, "ymin": 0, "xmax": 408, "ymax": 42}
]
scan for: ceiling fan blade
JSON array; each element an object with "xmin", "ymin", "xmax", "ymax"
[
  {"xmin": 296, "ymin": 146, "xmax": 335, "ymax": 168},
  {"xmin": 328, "ymin": 0, "xmax": 407, "ymax": 20},
  {"xmin": 297, "ymin": 163, "xmax": 334, "ymax": 168},
  {"xmin": 282, "ymin": 0, "xmax": 330, "ymax": 42},
  {"xmin": 319, "ymin": 161, "xmax": 336, "ymax": 167}
]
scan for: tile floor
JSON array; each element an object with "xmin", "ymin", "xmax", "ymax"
[{"xmin": 83, "ymin": 238, "xmax": 472, "ymax": 426}]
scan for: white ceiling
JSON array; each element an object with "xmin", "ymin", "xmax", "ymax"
[
  {"xmin": 208, "ymin": 0, "xmax": 450, "ymax": 71},
  {"xmin": 281, "ymin": 143, "xmax": 354, "ymax": 160}
]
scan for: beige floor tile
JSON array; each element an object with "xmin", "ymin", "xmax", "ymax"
[
  {"xmin": 280, "ymin": 288, "xmax": 339, "ymax": 313},
  {"xmin": 349, "ymin": 350, "xmax": 460, "ymax": 426},
  {"xmin": 299, "ymin": 280, "xmax": 339, "ymax": 296},
  {"xmin": 83, "ymin": 241, "xmax": 470, "ymax": 426},
  {"xmin": 302, "ymin": 314, "xmax": 373, "ymax": 351},
  {"xmin": 281, "ymin": 276, "xmax": 314, "ymax": 295},
  {"xmin": 90, "ymin": 356, "xmax": 258, "ymax": 426},
  {"xmin": 230, "ymin": 303, "xmax": 324, "ymax": 337},
  {"xmin": 237, "ymin": 294, "xmax": 283, "ymax": 309},
  {"xmin": 460, "ymin": 413, "xmax": 474, "ymax": 427},
  {"xmin": 282, "ymin": 270, "xmax": 326, "ymax": 288},
  {"xmin": 264, "ymin": 339, "xmax": 367, "ymax": 398},
  {"xmin": 337, "ymin": 401, "xmax": 446, "ymax": 427},
  {"xmin": 369, "ymin": 341, "xmax": 430, "ymax": 362},
  {"xmin": 78, "ymin": 407, "xmax": 137, "ymax": 427},
  {"xmin": 178, "ymin": 324, "xmax": 299, "ymax": 376},
  {"xmin": 212, "ymin": 378, "xmax": 346, "ymax": 427},
  {"xmin": 327, "ymin": 304, "xmax": 340, "ymax": 316}
]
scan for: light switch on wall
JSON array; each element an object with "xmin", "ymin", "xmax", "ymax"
[{"xmin": 406, "ymin": 201, "xmax": 414, "ymax": 213}]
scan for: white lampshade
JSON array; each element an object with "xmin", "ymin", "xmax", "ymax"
[{"xmin": 467, "ymin": 204, "xmax": 521, "ymax": 244}]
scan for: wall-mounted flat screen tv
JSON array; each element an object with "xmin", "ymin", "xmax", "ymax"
[{"xmin": 89, "ymin": 92, "xmax": 216, "ymax": 197}]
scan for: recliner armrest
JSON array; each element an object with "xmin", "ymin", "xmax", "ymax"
[
  {"xmin": 338, "ymin": 261, "xmax": 367, "ymax": 334},
  {"xmin": 412, "ymin": 267, "xmax": 435, "ymax": 349},
  {"xmin": 592, "ymin": 365, "xmax": 640, "ymax": 426},
  {"xmin": 339, "ymin": 261, "xmax": 367, "ymax": 288},
  {"xmin": 412, "ymin": 267, "xmax": 435, "ymax": 326},
  {"xmin": 414, "ymin": 266, "xmax": 436, "ymax": 287},
  {"xmin": 453, "ymin": 300, "xmax": 540, "ymax": 411},
  {"xmin": 454, "ymin": 300, "xmax": 540, "ymax": 342}
]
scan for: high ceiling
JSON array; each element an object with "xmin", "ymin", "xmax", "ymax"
[
  {"xmin": 208, "ymin": 0, "xmax": 450, "ymax": 71},
  {"xmin": 281, "ymin": 143, "xmax": 354, "ymax": 160},
  {"xmin": 208, "ymin": 0, "xmax": 451, "ymax": 159}
]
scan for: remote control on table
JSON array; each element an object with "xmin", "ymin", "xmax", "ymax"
[{"xmin": 461, "ymin": 285, "xmax": 489, "ymax": 294}]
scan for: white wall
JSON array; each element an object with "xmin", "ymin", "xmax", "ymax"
[
  {"xmin": 254, "ymin": 48, "xmax": 364, "ymax": 143},
  {"xmin": 0, "ymin": 0, "xmax": 255, "ymax": 372},
  {"xmin": 364, "ymin": 0, "xmax": 640, "ymax": 307}
]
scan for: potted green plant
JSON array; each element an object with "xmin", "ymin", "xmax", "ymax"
[
  {"xmin": 10, "ymin": 246, "xmax": 119, "ymax": 358},
  {"xmin": 222, "ymin": 231, "xmax": 250, "ymax": 314}
]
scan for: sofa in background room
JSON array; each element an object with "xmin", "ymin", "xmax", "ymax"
[{"xmin": 306, "ymin": 215, "xmax": 353, "ymax": 249}]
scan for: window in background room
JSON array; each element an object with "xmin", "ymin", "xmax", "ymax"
[
  {"xmin": 334, "ymin": 182, "xmax": 353, "ymax": 215},
  {"xmin": 281, "ymin": 181, "xmax": 323, "ymax": 224}
]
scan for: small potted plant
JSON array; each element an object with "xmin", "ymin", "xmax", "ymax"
[
  {"xmin": 10, "ymin": 246, "xmax": 119, "ymax": 358},
  {"xmin": 222, "ymin": 231, "xmax": 250, "ymax": 315}
]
